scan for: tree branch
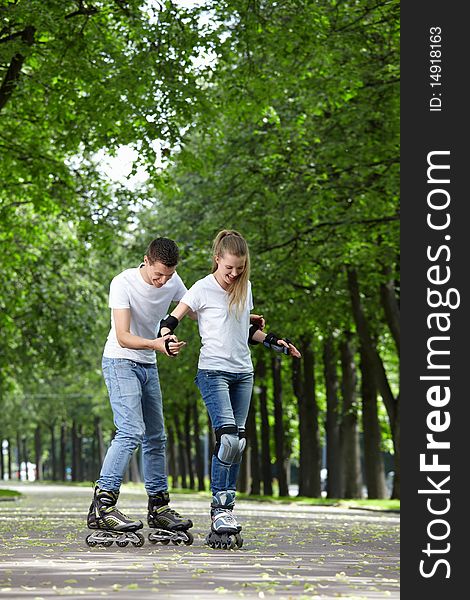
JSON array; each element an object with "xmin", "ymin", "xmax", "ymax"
[
  {"xmin": 0, "ymin": 30, "xmax": 28, "ymax": 45},
  {"xmin": 65, "ymin": 1, "xmax": 98, "ymax": 20},
  {"xmin": 260, "ymin": 214, "xmax": 399, "ymax": 253},
  {"xmin": 0, "ymin": 25, "xmax": 35, "ymax": 114}
]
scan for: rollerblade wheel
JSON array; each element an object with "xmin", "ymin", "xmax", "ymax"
[
  {"xmin": 235, "ymin": 533, "xmax": 243, "ymax": 548},
  {"xmin": 149, "ymin": 531, "xmax": 171, "ymax": 545},
  {"xmin": 116, "ymin": 539, "xmax": 129, "ymax": 548},
  {"xmin": 183, "ymin": 530, "xmax": 194, "ymax": 546},
  {"xmin": 85, "ymin": 535, "xmax": 97, "ymax": 548},
  {"xmin": 226, "ymin": 535, "xmax": 236, "ymax": 550},
  {"xmin": 131, "ymin": 532, "xmax": 145, "ymax": 547},
  {"xmin": 101, "ymin": 539, "xmax": 113, "ymax": 547}
]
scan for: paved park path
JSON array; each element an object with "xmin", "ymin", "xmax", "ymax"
[{"xmin": 0, "ymin": 483, "xmax": 399, "ymax": 599}]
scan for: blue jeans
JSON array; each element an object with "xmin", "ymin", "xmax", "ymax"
[
  {"xmin": 196, "ymin": 369, "xmax": 254, "ymax": 494},
  {"xmin": 98, "ymin": 357, "xmax": 167, "ymax": 495}
]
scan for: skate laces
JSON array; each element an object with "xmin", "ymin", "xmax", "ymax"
[
  {"xmin": 157, "ymin": 505, "xmax": 182, "ymax": 519},
  {"xmin": 213, "ymin": 507, "xmax": 237, "ymax": 524},
  {"xmin": 103, "ymin": 505, "xmax": 131, "ymax": 521}
]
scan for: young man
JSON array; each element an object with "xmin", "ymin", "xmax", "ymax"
[{"xmin": 86, "ymin": 237, "xmax": 193, "ymax": 546}]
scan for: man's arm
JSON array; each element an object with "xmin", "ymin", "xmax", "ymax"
[{"xmin": 114, "ymin": 308, "xmax": 185, "ymax": 356}]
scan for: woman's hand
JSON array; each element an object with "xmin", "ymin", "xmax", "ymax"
[{"xmin": 277, "ymin": 338, "xmax": 302, "ymax": 358}]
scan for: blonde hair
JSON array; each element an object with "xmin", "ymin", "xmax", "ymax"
[{"xmin": 211, "ymin": 230, "xmax": 250, "ymax": 315}]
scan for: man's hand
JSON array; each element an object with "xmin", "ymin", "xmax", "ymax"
[{"xmin": 154, "ymin": 335, "xmax": 186, "ymax": 357}]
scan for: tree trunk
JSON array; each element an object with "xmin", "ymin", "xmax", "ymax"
[
  {"xmin": 193, "ymin": 399, "xmax": 205, "ymax": 491},
  {"xmin": 60, "ymin": 423, "xmax": 67, "ymax": 481},
  {"xmin": 246, "ymin": 392, "xmax": 261, "ymax": 495},
  {"xmin": 167, "ymin": 425, "xmax": 177, "ymax": 488},
  {"xmin": 16, "ymin": 431, "xmax": 22, "ymax": 480},
  {"xmin": 340, "ymin": 334, "xmax": 363, "ymax": 498},
  {"xmin": 257, "ymin": 354, "xmax": 273, "ymax": 496},
  {"xmin": 72, "ymin": 420, "xmax": 78, "ymax": 482},
  {"xmin": 7, "ymin": 438, "xmax": 12, "ymax": 480},
  {"xmin": 391, "ymin": 399, "xmax": 400, "ymax": 499},
  {"xmin": 323, "ymin": 336, "xmax": 342, "ymax": 498},
  {"xmin": 0, "ymin": 434, "xmax": 4, "ymax": 480},
  {"xmin": 174, "ymin": 414, "xmax": 188, "ymax": 489},
  {"xmin": 304, "ymin": 340, "xmax": 322, "ymax": 496},
  {"xmin": 72, "ymin": 419, "xmax": 83, "ymax": 481},
  {"xmin": 184, "ymin": 404, "xmax": 195, "ymax": 490},
  {"xmin": 360, "ymin": 346, "xmax": 387, "ymax": 498},
  {"xmin": 272, "ymin": 355, "xmax": 289, "ymax": 497},
  {"xmin": 347, "ymin": 267, "xmax": 400, "ymax": 499},
  {"xmin": 0, "ymin": 25, "xmax": 35, "ymax": 114},
  {"xmin": 94, "ymin": 417, "xmax": 105, "ymax": 481},
  {"xmin": 293, "ymin": 339, "xmax": 321, "ymax": 497},
  {"xmin": 34, "ymin": 425, "xmax": 43, "ymax": 481},
  {"xmin": 238, "ymin": 443, "xmax": 249, "ymax": 492},
  {"xmin": 50, "ymin": 424, "xmax": 57, "ymax": 481},
  {"xmin": 77, "ymin": 424, "xmax": 83, "ymax": 481},
  {"xmin": 22, "ymin": 436, "xmax": 29, "ymax": 480},
  {"xmin": 380, "ymin": 265, "xmax": 400, "ymax": 356},
  {"xmin": 292, "ymin": 355, "xmax": 305, "ymax": 494}
]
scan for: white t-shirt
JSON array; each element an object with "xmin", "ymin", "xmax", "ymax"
[
  {"xmin": 103, "ymin": 266, "xmax": 187, "ymax": 364},
  {"xmin": 181, "ymin": 274, "xmax": 254, "ymax": 372}
]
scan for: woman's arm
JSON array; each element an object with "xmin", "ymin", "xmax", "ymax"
[
  {"xmin": 251, "ymin": 327, "xmax": 302, "ymax": 358},
  {"xmin": 159, "ymin": 302, "xmax": 193, "ymax": 336}
]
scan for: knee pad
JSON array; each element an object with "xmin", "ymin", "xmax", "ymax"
[{"xmin": 214, "ymin": 425, "xmax": 246, "ymax": 465}]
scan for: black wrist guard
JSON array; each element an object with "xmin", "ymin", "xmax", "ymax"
[
  {"xmin": 158, "ymin": 315, "xmax": 179, "ymax": 337},
  {"xmin": 248, "ymin": 324, "xmax": 260, "ymax": 345},
  {"xmin": 263, "ymin": 332, "xmax": 292, "ymax": 355}
]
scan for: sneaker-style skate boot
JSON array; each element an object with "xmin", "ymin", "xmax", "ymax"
[
  {"xmin": 85, "ymin": 486, "xmax": 144, "ymax": 547},
  {"xmin": 206, "ymin": 490, "xmax": 243, "ymax": 549},
  {"xmin": 147, "ymin": 491, "xmax": 194, "ymax": 545}
]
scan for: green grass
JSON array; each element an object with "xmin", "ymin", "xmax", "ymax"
[
  {"xmin": 0, "ymin": 479, "xmax": 94, "ymax": 488},
  {"xmin": 338, "ymin": 498, "xmax": 400, "ymax": 511},
  {"xmin": 236, "ymin": 493, "xmax": 400, "ymax": 512},
  {"xmin": 163, "ymin": 485, "xmax": 400, "ymax": 512},
  {"xmin": 0, "ymin": 488, "xmax": 22, "ymax": 500},
  {"xmin": 0, "ymin": 480, "xmax": 399, "ymax": 511}
]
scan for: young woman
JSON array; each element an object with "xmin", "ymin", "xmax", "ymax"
[{"xmin": 159, "ymin": 230, "xmax": 301, "ymax": 549}]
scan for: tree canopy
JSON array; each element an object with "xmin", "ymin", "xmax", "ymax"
[{"xmin": 1, "ymin": 0, "xmax": 399, "ymax": 498}]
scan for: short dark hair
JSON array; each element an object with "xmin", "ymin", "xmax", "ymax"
[{"xmin": 145, "ymin": 238, "xmax": 180, "ymax": 267}]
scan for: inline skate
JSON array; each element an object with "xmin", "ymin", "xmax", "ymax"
[
  {"xmin": 206, "ymin": 490, "xmax": 243, "ymax": 549},
  {"xmin": 147, "ymin": 491, "xmax": 194, "ymax": 546},
  {"xmin": 85, "ymin": 486, "xmax": 145, "ymax": 547}
]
